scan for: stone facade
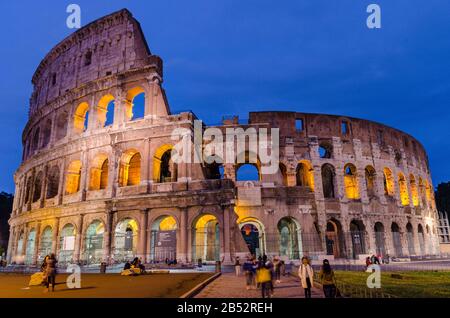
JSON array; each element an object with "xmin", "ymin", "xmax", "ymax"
[{"xmin": 7, "ymin": 9, "xmax": 440, "ymax": 266}]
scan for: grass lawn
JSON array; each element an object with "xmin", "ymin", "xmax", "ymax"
[
  {"xmin": 0, "ymin": 272, "xmax": 213, "ymax": 298},
  {"xmin": 334, "ymin": 270, "xmax": 450, "ymax": 298}
]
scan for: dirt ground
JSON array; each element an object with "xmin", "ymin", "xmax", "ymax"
[{"xmin": 0, "ymin": 272, "xmax": 212, "ymax": 298}]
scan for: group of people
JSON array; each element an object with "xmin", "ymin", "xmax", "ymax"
[
  {"xmin": 40, "ymin": 254, "xmax": 58, "ymax": 292},
  {"xmin": 298, "ymin": 256, "xmax": 338, "ymax": 298},
  {"xmin": 236, "ymin": 254, "xmax": 339, "ymax": 298},
  {"xmin": 123, "ymin": 257, "xmax": 146, "ymax": 273},
  {"xmin": 365, "ymin": 254, "xmax": 389, "ymax": 268}
]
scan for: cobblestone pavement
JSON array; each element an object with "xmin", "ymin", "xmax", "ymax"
[{"xmin": 195, "ymin": 272, "xmax": 324, "ymax": 298}]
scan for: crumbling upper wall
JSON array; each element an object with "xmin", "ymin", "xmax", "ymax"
[{"xmin": 29, "ymin": 9, "xmax": 156, "ymax": 117}]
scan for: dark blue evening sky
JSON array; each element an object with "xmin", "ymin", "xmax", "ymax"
[{"xmin": 1, "ymin": 0, "xmax": 449, "ymax": 193}]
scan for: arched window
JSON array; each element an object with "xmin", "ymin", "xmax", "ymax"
[
  {"xmin": 85, "ymin": 220, "xmax": 105, "ymax": 265},
  {"xmin": 425, "ymin": 180, "xmax": 432, "ymax": 205},
  {"xmin": 31, "ymin": 127, "xmax": 40, "ymax": 153},
  {"xmin": 98, "ymin": 95, "xmax": 115, "ymax": 127},
  {"xmin": 410, "ymin": 175, "xmax": 419, "ymax": 207},
  {"xmin": 318, "ymin": 142, "xmax": 332, "ymax": 159},
  {"xmin": 321, "ymin": 164, "xmax": 336, "ymax": 198},
  {"xmin": 46, "ymin": 165, "xmax": 60, "ymax": 199},
  {"xmin": 365, "ymin": 166, "xmax": 376, "ymax": 198},
  {"xmin": 235, "ymin": 152, "xmax": 260, "ymax": 182},
  {"xmin": 59, "ymin": 224, "xmax": 75, "ymax": 264},
  {"xmin": 56, "ymin": 112, "xmax": 68, "ymax": 140},
  {"xmin": 89, "ymin": 155, "xmax": 109, "ymax": 191},
  {"xmin": 391, "ymin": 223, "xmax": 403, "ymax": 257},
  {"xmin": 296, "ymin": 160, "xmax": 315, "ymax": 191},
  {"xmin": 73, "ymin": 102, "xmax": 89, "ymax": 134},
  {"xmin": 153, "ymin": 146, "xmax": 178, "ymax": 183},
  {"xmin": 398, "ymin": 173, "xmax": 410, "ymax": 206},
  {"xmin": 126, "ymin": 87, "xmax": 146, "ymax": 120},
  {"xmin": 41, "ymin": 119, "xmax": 52, "ymax": 148},
  {"xmin": 419, "ymin": 177, "xmax": 426, "ymax": 206},
  {"xmin": 24, "ymin": 176, "xmax": 33, "ymax": 204},
  {"xmin": 204, "ymin": 160, "xmax": 224, "ymax": 180},
  {"xmin": 278, "ymin": 163, "xmax": 288, "ymax": 186},
  {"xmin": 32, "ymin": 171, "xmax": 43, "ymax": 202},
  {"xmin": 119, "ymin": 151, "xmax": 141, "ymax": 187},
  {"xmin": 344, "ymin": 164, "xmax": 359, "ymax": 200},
  {"xmin": 383, "ymin": 168, "xmax": 394, "ymax": 196},
  {"xmin": 406, "ymin": 223, "xmax": 415, "ymax": 255},
  {"xmin": 65, "ymin": 160, "xmax": 82, "ymax": 194}
]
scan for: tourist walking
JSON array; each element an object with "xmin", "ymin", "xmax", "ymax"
[
  {"xmin": 44, "ymin": 254, "xmax": 58, "ymax": 292},
  {"xmin": 298, "ymin": 256, "xmax": 314, "ymax": 298},
  {"xmin": 256, "ymin": 255, "xmax": 272, "ymax": 298},
  {"xmin": 273, "ymin": 257, "xmax": 281, "ymax": 283},
  {"xmin": 234, "ymin": 256, "xmax": 241, "ymax": 276},
  {"xmin": 319, "ymin": 259, "xmax": 337, "ymax": 298},
  {"xmin": 243, "ymin": 256, "xmax": 255, "ymax": 290}
]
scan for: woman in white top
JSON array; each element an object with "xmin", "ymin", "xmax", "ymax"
[{"xmin": 298, "ymin": 256, "xmax": 314, "ymax": 298}]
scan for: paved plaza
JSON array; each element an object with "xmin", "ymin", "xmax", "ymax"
[
  {"xmin": 195, "ymin": 272, "xmax": 323, "ymax": 298},
  {"xmin": 0, "ymin": 272, "xmax": 212, "ymax": 298}
]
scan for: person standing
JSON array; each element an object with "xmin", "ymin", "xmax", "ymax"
[
  {"xmin": 44, "ymin": 254, "xmax": 58, "ymax": 293},
  {"xmin": 243, "ymin": 256, "xmax": 254, "ymax": 290},
  {"xmin": 298, "ymin": 256, "xmax": 314, "ymax": 298},
  {"xmin": 234, "ymin": 256, "xmax": 241, "ymax": 276},
  {"xmin": 273, "ymin": 257, "xmax": 281, "ymax": 284},
  {"xmin": 319, "ymin": 259, "xmax": 337, "ymax": 298}
]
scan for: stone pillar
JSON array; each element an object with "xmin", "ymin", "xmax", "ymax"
[
  {"xmin": 57, "ymin": 159, "xmax": 65, "ymax": 205},
  {"xmin": 179, "ymin": 208, "xmax": 189, "ymax": 263},
  {"xmin": 40, "ymin": 165, "xmax": 48, "ymax": 208},
  {"xmin": 32, "ymin": 222, "xmax": 41, "ymax": 265},
  {"xmin": 141, "ymin": 138, "xmax": 151, "ymax": 189},
  {"xmin": 6, "ymin": 227, "xmax": 15, "ymax": 263},
  {"xmin": 222, "ymin": 205, "xmax": 232, "ymax": 264},
  {"xmin": 137, "ymin": 209, "xmax": 149, "ymax": 262},
  {"xmin": 74, "ymin": 215, "xmax": 84, "ymax": 263},
  {"xmin": 52, "ymin": 218, "xmax": 60, "ymax": 255},
  {"xmin": 80, "ymin": 150, "xmax": 88, "ymax": 201},
  {"xmin": 102, "ymin": 210, "xmax": 114, "ymax": 264}
]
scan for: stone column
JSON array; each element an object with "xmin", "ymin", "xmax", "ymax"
[
  {"xmin": 40, "ymin": 165, "xmax": 48, "ymax": 208},
  {"xmin": 222, "ymin": 205, "xmax": 232, "ymax": 264},
  {"xmin": 80, "ymin": 150, "xmax": 88, "ymax": 201},
  {"xmin": 102, "ymin": 210, "xmax": 114, "ymax": 263},
  {"xmin": 52, "ymin": 218, "xmax": 60, "ymax": 255},
  {"xmin": 137, "ymin": 209, "xmax": 149, "ymax": 262},
  {"xmin": 6, "ymin": 227, "xmax": 15, "ymax": 263},
  {"xmin": 57, "ymin": 159, "xmax": 65, "ymax": 205},
  {"xmin": 179, "ymin": 207, "xmax": 189, "ymax": 263},
  {"xmin": 32, "ymin": 222, "xmax": 41, "ymax": 265},
  {"xmin": 74, "ymin": 215, "xmax": 84, "ymax": 263}
]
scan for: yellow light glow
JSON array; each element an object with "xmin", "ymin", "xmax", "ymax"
[
  {"xmin": 398, "ymin": 173, "xmax": 410, "ymax": 206},
  {"xmin": 344, "ymin": 164, "xmax": 360, "ymax": 200}
]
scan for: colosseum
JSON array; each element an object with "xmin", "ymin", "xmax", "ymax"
[{"xmin": 6, "ymin": 9, "xmax": 441, "ymax": 267}]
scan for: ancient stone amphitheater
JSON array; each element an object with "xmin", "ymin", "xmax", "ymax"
[{"xmin": 7, "ymin": 9, "xmax": 440, "ymax": 267}]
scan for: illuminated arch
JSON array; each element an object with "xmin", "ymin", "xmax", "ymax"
[
  {"xmin": 398, "ymin": 173, "xmax": 410, "ymax": 206},
  {"xmin": 235, "ymin": 152, "xmax": 261, "ymax": 182},
  {"xmin": 383, "ymin": 168, "xmax": 395, "ymax": 196},
  {"xmin": 73, "ymin": 102, "xmax": 89, "ymax": 134},
  {"xmin": 153, "ymin": 144, "xmax": 177, "ymax": 183},
  {"xmin": 84, "ymin": 220, "xmax": 105, "ymax": 264},
  {"xmin": 192, "ymin": 214, "xmax": 220, "ymax": 262},
  {"xmin": 237, "ymin": 216, "xmax": 266, "ymax": 257},
  {"xmin": 39, "ymin": 226, "xmax": 53, "ymax": 261},
  {"xmin": 277, "ymin": 217, "xmax": 302, "ymax": 260},
  {"xmin": 25, "ymin": 229, "xmax": 36, "ymax": 265},
  {"xmin": 89, "ymin": 154, "xmax": 109, "ymax": 190},
  {"xmin": 119, "ymin": 150, "xmax": 141, "ymax": 187},
  {"xmin": 344, "ymin": 163, "xmax": 359, "ymax": 200},
  {"xmin": 321, "ymin": 164, "xmax": 336, "ymax": 198},
  {"xmin": 98, "ymin": 94, "xmax": 115, "ymax": 127},
  {"xmin": 409, "ymin": 174, "xmax": 419, "ymax": 207},
  {"xmin": 150, "ymin": 215, "xmax": 178, "ymax": 261},
  {"xmin": 296, "ymin": 160, "xmax": 315, "ymax": 191},
  {"xmin": 113, "ymin": 218, "xmax": 139, "ymax": 261},
  {"xmin": 65, "ymin": 160, "xmax": 82, "ymax": 194},
  {"xmin": 126, "ymin": 86, "xmax": 146, "ymax": 120},
  {"xmin": 59, "ymin": 223, "xmax": 76, "ymax": 264}
]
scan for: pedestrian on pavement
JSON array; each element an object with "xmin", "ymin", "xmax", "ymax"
[
  {"xmin": 234, "ymin": 256, "xmax": 241, "ymax": 276},
  {"xmin": 243, "ymin": 256, "xmax": 254, "ymax": 290},
  {"xmin": 273, "ymin": 257, "xmax": 281, "ymax": 283},
  {"xmin": 298, "ymin": 256, "xmax": 314, "ymax": 298},
  {"xmin": 319, "ymin": 259, "xmax": 337, "ymax": 298},
  {"xmin": 44, "ymin": 254, "xmax": 58, "ymax": 293},
  {"xmin": 257, "ymin": 255, "xmax": 272, "ymax": 298},
  {"xmin": 365, "ymin": 256, "xmax": 372, "ymax": 269}
]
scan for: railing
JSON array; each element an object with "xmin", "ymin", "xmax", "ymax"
[{"xmin": 311, "ymin": 271, "xmax": 397, "ymax": 298}]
